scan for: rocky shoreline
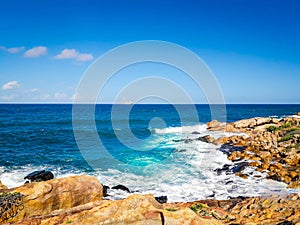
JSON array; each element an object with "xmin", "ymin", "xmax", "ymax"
[
  {"xmin": 205, "ymin": 115, "xmax": 300, "ymax": 189},
  {"xmin": 0, "ymin": 114, "xmax": 300, "ymax": 224}
]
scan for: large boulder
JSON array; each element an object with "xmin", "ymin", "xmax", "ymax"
[
  {"xmin": 207, "ymin": 120, "xmax": 225, "ymax": 131},
  {"xmin": 233, "ymin": 118, "xmax": 256, "ymax": 128},
  {"xmin": 24, "ymin": 170, "xmax": 54, "ymax": 183},
  {"xmin": 255, "ymin": 117, "xmax": 271, "ymax": 126},
  {"xmin": 13, "ymin": 194, "xmax": 223, "ymax": 225},
  {"xmin": 7, "ymin": 175, "xmax": 102, "ymax": 223}
]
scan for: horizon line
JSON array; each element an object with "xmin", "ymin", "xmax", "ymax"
[{"xmin": 0, "ymin": 102, "xmax": 300, "ymax": 105}]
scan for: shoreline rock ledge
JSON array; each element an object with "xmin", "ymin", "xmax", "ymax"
[
  {"xmin": 1, "ymin": 175, "xmax": 223, "ymax": 225},
  {"xmin": 1, "ymin": 175, "xmax": 300, "ymax": 224},
  {"xmin": 206, "ymin": 116, "xmax": 300, "ymax": 188},
  {"xmin": 1, "ymin": 175, "xmax": 103, "ymax": 224}
]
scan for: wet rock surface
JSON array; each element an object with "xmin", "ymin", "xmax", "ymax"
[
  {"xmin": 24, "ymin": 170, "xmax": 54, "ymax": 183},
  {"xmin": 206, "ymin": 116, "xmax": 300, "ymax": 188}
]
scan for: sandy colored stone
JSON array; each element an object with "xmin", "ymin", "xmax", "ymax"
[
  {"xmin": 214, "ymin": 137, "xmax": 230, "ymax": 145},
  {"xmin": 207, "ymin": 117, "xmax": 300, "ymax": 188},
  {"xmin": 7, "ymin": 175, "xmax": 103, "ymax": 223},
  {"xmin": 233, "ymin": 118, "xmax": 256, "ymax": 129},
  {"xmin": 12, "ymin": 194, "xmax": 224, "ymax": 225},
  {"xmin": 0, "ymin": 180, "xmax": 8, "ymax": 190},
  {"xmin": 249, "ymin": 161, "xmax": 260, "ymax": 167},
  {"xmin": 207, "ymin": 120, "xmax": 225, "ymax": 130},
  {"xmin": 289, "ymin": 171, "xmax": 298, "ymax": 179},
  {"xmin": 255, "ymin": 117, "xmax": 271, "ymax": 126}
]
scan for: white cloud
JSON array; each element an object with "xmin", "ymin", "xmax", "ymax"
[
  {"xmin": 55, "ymin": 49, "xmax": 78, "ymax": 59},
  {"xmin": 0, "ymin": 46, "xmax": 25, "ymax": 54},
  {"xmin": 55, "ymin": 48, "xmax": 93, "ymax": 61},
  {"xmin": 2, "ymin": 81, "xmax": 21, "ymax": 91},
  {"xmin": 76, "ymin": 53, "xmax": 94, "ymax": 61},
  {"xmin": 24, "ymin": 46, "xmax": 47, "ymax": 58},
  {"xmin": 7, "ymin": 46, "xmax": 25, "ymax": 53}
]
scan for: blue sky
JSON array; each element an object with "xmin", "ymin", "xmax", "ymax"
[{"xmin": 0, "ymin": 0, "xmax": 300, "ymax": 103}]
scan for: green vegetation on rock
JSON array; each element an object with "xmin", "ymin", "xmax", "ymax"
[
  {"xmin": 267, "ymin": 122, "xmax": 292, "ymax": 132},
  {"xmin": 267, "ymin": 126, "xmax": 278, "ymax": 132},
  {"xmin": 0, "ymin": 192, "xmax": 24, "ymax": 223},
  {"xmin": 165, "ymin": 208, "xmax": 177, "ymax": 212},
  {"xmin": 278, "ymin": 134, "xmax": 293, "ymax": 142}
]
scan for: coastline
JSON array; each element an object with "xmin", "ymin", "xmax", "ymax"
[{"xmin": 1, "ymin": 114, "xmax": 300, "ymax": 224}]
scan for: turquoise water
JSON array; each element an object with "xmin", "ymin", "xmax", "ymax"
[{"xmin": 1, "ymin": 104, "xmax": 300, "ymax": 201}]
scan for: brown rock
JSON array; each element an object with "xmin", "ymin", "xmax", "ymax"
[
  {"xmin": 284, "ymin": 156, "xmax": 298, "ymax": 166},
  {"xmin": 234, "ymin": 118, "xmax": 257, "ymax": 129},
  {"xmin": 284, "ymin": 176, "xmax": 292, "ymax": 183},
  {"xmin": 298, "ymin": 112, "xmax": 300, "ymax": 116},
  {"xmin": 207, "ymin": 120, "xmax": 225, "ymax": 130},
  {"xmin": 0, "ymin": 180, "xmax": 8, "ymax": 190},
  {"xmin": 271, "ymin": 118, "xmax": 280, "ymax": 124},
  {"xmin": 272, "ymin": 163, "xmax": 283, "ymax": 170},
  {"xmin": 255, "ymin": 117, "xmax": 271, "ymax": 126},
  {"xmin": 288, "ymin": 180, "xmax": 300, "ymax": 188},
  {"xmin": 228, "ymin": 151, "xmax": 238, "ymax": 161},
  {"xmin": 236, "ymin": 172, "xmax": 248, "ymax": 179},
  {"xmin": 8, "ymin": 175, "xmax": 103, "ymax": 223},
  {"xmin": 257, "ymin": 151, "xmax": 272, "ymax": 162},
  {"xmin": 260, "ymin": 162, "xmax": 270, "ymax": 170},
  {"xmin": 289, "ymin": 171, "xmax": 298, "ymax": 179},
  {"xmin": 224, "ymin": 124, "xmax": 237, "ymax": 132},
  {"xmin": 249, "ymin": 161, "xmax": 260, "ymax": 167},
  {"xmin": 214, "ymin": 136, "xmax": 230, "ymax": 145},
  {"xmin": 13, "ymin": 194, "xmax": 223, "ymax": 225},
  {"xmin": 198, "ymin": 135, "xmax": 216, "ymax": 143}
]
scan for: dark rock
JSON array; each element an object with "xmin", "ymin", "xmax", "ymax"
[
  {"xmin": 219, "ymin": 143, "xmax": 246, "ymax": 156},
  {"xmin": 197, "ymin": 136, "xmax": 209, "ymax": 143},
  {"xmin": 225, "ymin": 180, "xmax": 233, "ymax": 185},
  {"xmin": 207, "ymin": 192, "xmax": 215, "ymax": 198},
  {"xmin": 197, "ymin": 135, "xmax": 215, "ymax": 143},
  {"xmin": 215, "ymin": 162, "xmax": 249, "ymax": 175},
  {"xmin": 103, "ymin": 185, "xmax": 110, "ymax": 197},
  {"xmin": 215, "ymin": 164, "xmax": 231, "ymax": 175},
  {"xmin": 267, "ymin": 174, "xmax": 281, "ymax": 182},
  {"xmin": 231, "ymin": 196, "xmax": 249, "ymax": 201},
  {"xmin": 277, "ymin": 221, "xmax": 295, "ymax": 225},
  {"xmin": 231, "ymin": 162, "xmax": 249, "ymax": 173},
  {"xmin": 24, "ymin": 170, "xmax": 54, "ymax": 182},
  {"xmin": 155, "ymin": 196, "xmax": 167, "ymax": 204},
  {"xmin": 111, "ymin": 184, "xmax": 130, "ymax": 193}
]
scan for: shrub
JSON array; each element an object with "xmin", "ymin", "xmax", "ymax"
[
  {"xmin": 267, "ymin": 126, "xmax": 278, "ymax": 132},
  {"xmin": 0, "ymin": 192, "xmax": 24, "ymax": 222},
  {"xmin": 278, "ymin": 134, "xmax": 293, "ymax": 142}
]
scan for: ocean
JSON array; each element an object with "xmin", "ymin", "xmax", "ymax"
[{"xmin": 1, "ymin": 104, "xmax": 300, "ymax": 202}]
